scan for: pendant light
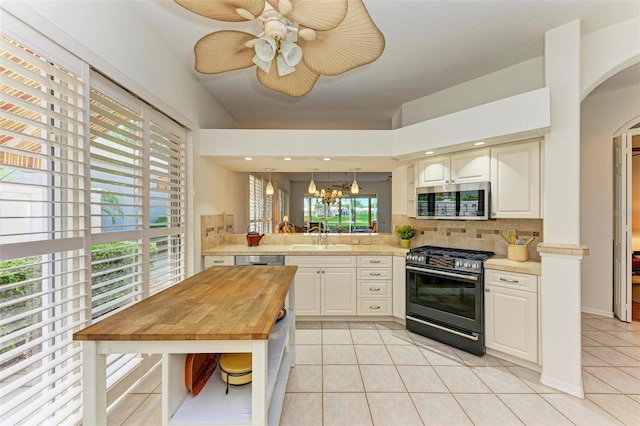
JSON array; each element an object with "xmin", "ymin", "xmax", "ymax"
[
  {"xmin": 308, "ymin": 168, "xmax": 317, "ymax": 193},
  {"xmin": 351, "ymin": 168, "xmax": 360, "ymax": 194},
  {"xmin": 265, "ymin": 169, "xmax": 274, "ymax": 195}
]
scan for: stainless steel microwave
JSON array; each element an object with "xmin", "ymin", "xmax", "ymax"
[{"xmin": 416, "ymin": 182, "xmax": 490, "ymax": 220}]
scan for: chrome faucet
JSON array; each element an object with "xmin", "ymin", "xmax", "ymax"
[{"xmin": 317, "ymin": 218, "xmax": 329, "ymax": 246}]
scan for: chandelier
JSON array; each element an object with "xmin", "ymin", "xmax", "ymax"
[{"xmin": 314, "ymin": 172, "xmax": 342, "ymax": 205}]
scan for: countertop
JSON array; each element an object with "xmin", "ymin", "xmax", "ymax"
[
  {"xmin": 202, "ymin": 244, "xmax": 542, "ymax": 275},
  {"xmin": 73, "ymin": 265, "xmax": 297, "ymax": 341},
  {"xmin": 202, "ymin": 244, "xmax": 409, "ymax": 257},
  {"xmin": 485, "ymin": 257, "xmax": 542, "ymax": 276}
]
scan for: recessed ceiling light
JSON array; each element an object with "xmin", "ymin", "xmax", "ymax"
[
  {"xmin": 474, "ymin": 141, "xmax": 486, "ymax": 146},
  {"xmin": 244, "ymin": 157, "xmax": 253, "ymax": 160},
  {"xmin": 284, "ymin": 157, "xmax": 292, "ymax": 161},
  {"xmin": 425, "ymin": 151, "xmax": 434, "ymax": 155},
  {"xmin": 323, "ymin": 157, "xmax": 331, "ymax": 161}
]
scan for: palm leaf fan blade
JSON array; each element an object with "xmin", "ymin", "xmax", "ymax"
[
  {"xmin": 194, "ymin": 31, "xmax": 256, "ymax": 74},
  {"xmin": 279, "ymin": 0, "xmax": 348, "ymax": 31},
  {"xmin": 174, "ymin": 0, "xmax": 265, "ymax": 22},
  {"xmin": 256, "ymin": 60, "xmax": 319, "ymax": 97},
  {"xmin": 298, "ymin": 0, "xmax": 384, "ymax": 76}
]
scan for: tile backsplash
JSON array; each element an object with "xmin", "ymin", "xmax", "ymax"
[
  {"xmin": 201, "ymin": 214, "xmax": 542, "ymax": 261},
  {"xmin": 392, "ymin": 214, "xmax": 543, "ymax": 261}
]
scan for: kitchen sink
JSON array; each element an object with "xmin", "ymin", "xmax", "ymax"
[{"xmin": 288, "ymin": 244, "xmax": 352, "ymax": 251}]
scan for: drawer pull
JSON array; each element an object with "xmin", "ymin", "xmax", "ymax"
[
  {"xmin": 369, "ymin": 260, "xmax": 381, "ymax": 264},
  {"xmin": 369, "ymin": 306, "xmax": 381, "ymax": 310},
  {"xmin": 369, "ymin": 287, "xmax": 381, "ymax": 291},
  {"xmin": 369, "ymin": 273, "xmax": 382, "ymax": 276},
  {"xmin": 213, "ymin": 260, "xmax": 224, "ymax": 264},
  {"xmin": 499, "ymin": 278, "xmax": 519, "ymax": 283}
]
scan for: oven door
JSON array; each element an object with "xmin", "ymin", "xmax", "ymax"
[{"xmin": 405, "ymin": 265, "xmax": 483, "ymax": 333}]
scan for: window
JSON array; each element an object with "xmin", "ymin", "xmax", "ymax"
[
  {"xmin": 0, "ymin": 28, "xmax": 187, "ymax": 424},
  {"xmin": 303, "ymin": 195, "xmax": 378, "ymax": 233}
]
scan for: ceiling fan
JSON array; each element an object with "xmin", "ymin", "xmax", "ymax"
[
  {"xmin": 332, "ymin": 172, "xmax": 363, "ymax": 192},
  {"xmin": 174, "ymin": 0, "xmax": 385, "ymax": 97}
]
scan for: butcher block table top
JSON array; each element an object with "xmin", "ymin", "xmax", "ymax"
[{"xmin": 73, "ymin": 265, "xmax": 297, "ymax": 342}]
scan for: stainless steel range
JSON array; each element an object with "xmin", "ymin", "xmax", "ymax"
[{"xmin": 405, "ymin": 245, "xmax": 494, "ymax": 356}]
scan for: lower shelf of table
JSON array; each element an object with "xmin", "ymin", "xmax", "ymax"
[{"xmin": 168, "ymin": 310, "xmax": 294, "ymax": 425}]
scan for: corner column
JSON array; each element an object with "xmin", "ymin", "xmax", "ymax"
[{"xmin": 541, "ymin": 20, "xmax": 585, "ymax": 398}]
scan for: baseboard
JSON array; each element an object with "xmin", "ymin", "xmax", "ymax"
[
  {"xmin": 580, "ymin": 307, "xmax": 613, "ymax": 318},
  {"xmin": 540, "ymin": 372, "xmax": 584, "ymax": 398}
]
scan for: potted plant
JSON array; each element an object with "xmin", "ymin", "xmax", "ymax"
[{"xmin": 395, "ymin": 225, "xmax": 417, "ymax": 248}]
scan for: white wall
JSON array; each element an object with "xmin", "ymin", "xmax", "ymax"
[
  {"xmin": 581, "ymin": 84, "xmax": 640, "ymax": 316},
  {"xmin": 400, "ymin": 57, "xmax": 544, "ymax": 126}
]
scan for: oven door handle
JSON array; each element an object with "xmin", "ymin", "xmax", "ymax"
[
  {"xmin": 406, "ymin": 265, "xmax": 479, "ymax": 281},
  {"xmin": 406, "ymin": 316, "xmax": 479, "ymax": 341}
]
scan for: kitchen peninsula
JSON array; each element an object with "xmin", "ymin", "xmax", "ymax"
[{"xmin": 73, "ymin": 265, "xmax": 297, "ymax": 426}]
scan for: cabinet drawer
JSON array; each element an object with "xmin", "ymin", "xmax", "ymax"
[
  {"xmin": 203, "ymin": 255, "xmax": 235, "ymax": 267},
  {"xmin": 358, "ymin": 280, "xmax": 390, "ymax": 297},
  {"xmin": 287, "ymin": 255, "xmax": 356, "ymax": 267},
  {"xmin": 357, "ymin": 256, "xmax": 392, "ymax": 267},
  {"xmin": 485, "ymin": 269, "xmax": 537, "ymax": 292},
  {"xmin": 358, "ymin": 268, "xmax": 392, "ymax": 280},
  {"xmin": 357, "ymin": 299, "xmax": 391, "ymax": 315}
]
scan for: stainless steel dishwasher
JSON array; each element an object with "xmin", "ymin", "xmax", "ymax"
[{"xmin": 235, "ymin": 255, "xmax": 285, "ymax": 266}]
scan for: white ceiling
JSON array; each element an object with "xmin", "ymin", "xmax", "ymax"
[
  {"xmin": 132, "ymin": 0, "xmax": 638, "ymax": 129},
  {"xmin": 129, "ymin": 1, "xmax": 639, "ymax": 179}
]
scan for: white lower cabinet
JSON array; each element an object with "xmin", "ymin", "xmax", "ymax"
[
  {"xmin": 357, "ymin": 256, "xmax": 392, "ymax": 316},
  {"xmin": 286, "ymin": 256, "xmax": 356, "ymax": 316},
  {"xmin": 485, "ymin": 269, "xmax": 539, "ymax": 363}
]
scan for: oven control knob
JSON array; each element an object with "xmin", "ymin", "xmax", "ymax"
[
  {"xmin": 456, "ymin": 261, "xmax": 463, "ymax": 267},
  {"xmin": 472, "ymin": 263, "xmax": 479, "ymax": 269},
  {"xmin": 464, "ymin": 262, "xmax": 470, "ymax": 268},
  {"xmin": 420, "ymin": 256, "xmax": 425, "ymax": 262}
]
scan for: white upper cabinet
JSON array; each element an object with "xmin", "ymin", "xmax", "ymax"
[
  {"xmin": 490, "ymin": 140, "xmax": 541, "ymax": 219},
  {"xmin": 417, "ymin": 149, "xmax": 490, "ymax": 187},
  {"xmin": 450, "ymin": 149, "xmax": 490, "ymax": 184},
  {"xmin": 417, "ymin": 156, "xmax": 450, "ymax": 186}
]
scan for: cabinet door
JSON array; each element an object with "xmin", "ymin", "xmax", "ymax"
[
  {"xmin": 485, "ymin": 284, "xmax": 537, "ymax": 362},
  {"xmin": 490, "ymin": 141, "xmax": 541, "ymax": 218},
  {"xmin": 321, "ymin": 268, "xmax": 357, "ymax": 315},
  {"xmin": 295, "ymin": 267, "xmax": 321, "ymax": 316},
  {"xmin": 203, "ymin": 255, "xmax": 235, "ymax": 268},
  {"xmin": 392, "ymin": 256, "xmax": 406, "ymax": 320},
  {"xmin": 450, "ymin": 149, "xmax": 490, "ymax": 184},
  {"xmin": 417, "ymin": 156, "xmax": 450, "ymax": 186}
]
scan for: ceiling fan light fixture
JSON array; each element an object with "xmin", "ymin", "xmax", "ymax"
[
  {"xmin": 279, "ymin": 39, "xmax": 302, "ymax": 66},
  {"xmin": 254, "ymin": 36, "xmax": 277, "ymax": 61},
  {"xmin": 276, "ymin": 55, "xmax": 296, "ymax": 76}
]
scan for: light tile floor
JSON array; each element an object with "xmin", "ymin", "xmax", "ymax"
[{"xmin": 107, "ymin": 313, "xmax": 640, "ymax": 425}]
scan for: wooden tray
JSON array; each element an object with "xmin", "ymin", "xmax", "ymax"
[{"xmin": 185, "ymin": 353, "xmax": 219, "ymax": 396}]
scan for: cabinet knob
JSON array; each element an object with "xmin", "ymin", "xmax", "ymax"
[
  {"xmin": 321, "ymin": 270, "xmax": 325, "ymax": 274},
  {"xmin": 485, "ymin": 288, "xmax": 490, "ymax": 292},
  {"xmin": 317, "ymin": 270, "xmax": 320, "ymax": 274}
]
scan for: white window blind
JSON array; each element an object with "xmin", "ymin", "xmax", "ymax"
[
  {"xmin": 0, "ymin": 27, "xmax": 189, "ymax": 424},
  {"xmin": 89, "ymin": 77, "xmax": 144, "ymax": 320},
  {"xmin": 0, "ymin": 33, "xmax": 87, "ymax": 425},
  {"xmin": 249, "ymin": 173, "xmax": 265, "ymax": 233},
  {"xmin": 148, "ymin": 112, "xmax": 186, "ymax": 295}
]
